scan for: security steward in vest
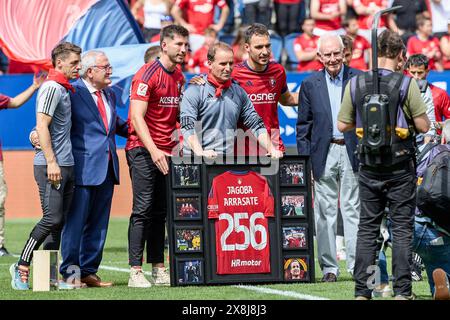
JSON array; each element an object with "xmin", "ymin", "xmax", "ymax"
[{"xmin": 337, "ymin": 30, "xmax": 431, "ymax": 300}]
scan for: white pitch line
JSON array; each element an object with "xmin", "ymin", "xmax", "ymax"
[
  {"xmin": 6, "ymin": 252, "xmax": 328, "ymax": 300},
  {"xmin": 98, "ymin": 264, "xmax": 329, "ymax": 300},
  {"xmin": 99, "ymin": 265, "xmax": 152, "ymax": 276},
  {"xmin": 235, "ymin": 285, "xmax": 329, "ymax": 300}
]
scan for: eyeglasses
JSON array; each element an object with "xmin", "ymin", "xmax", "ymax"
[{"xmin": 93, "ymin": 64, "xmax": 113, "ymax": 72}]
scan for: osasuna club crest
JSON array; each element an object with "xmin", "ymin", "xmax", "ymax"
[{"xmin": 269, "ymin": 78, "xmax": 276, "ymax": 87}]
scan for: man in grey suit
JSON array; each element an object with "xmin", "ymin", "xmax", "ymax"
[{"xmin": 296, "ymin": 33, "xmax": 361, "ymax": 282}]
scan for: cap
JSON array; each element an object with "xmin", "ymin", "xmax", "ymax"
[{"xmin": 161, "ymin": 15, "xmax": 174, "ymax": 22}]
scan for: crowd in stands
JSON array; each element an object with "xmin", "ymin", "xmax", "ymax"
[{"xmin": 1, "ymin": 0, "xmax": 450, "ymax": 74}]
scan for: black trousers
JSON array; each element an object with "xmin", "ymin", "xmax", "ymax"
[
  {"xmin": 354, "ymin": 161, "xmax": 416, "ymax": 298},
  {"xmin": 274, "ymin": 2, "xmax": 302, "ymax": 37},
  {"xmin": 19, "ymin": 165, "xmax": 74, "ymax": 266},
  {"xmin": 126, "ymin": 147, "xmax": 167, "ymax": 266},
  {"xmin": 243, "ymin": 1, "xmax": 272, "ymax": 27}
]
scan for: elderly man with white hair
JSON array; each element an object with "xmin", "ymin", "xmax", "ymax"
[
  {"xmin": 296, "ymin": 33, "xmax": 361, "ymax": 282},
  {"xmin": 57, "ymin": 50, "xmax": 128, "ymax": 288}
]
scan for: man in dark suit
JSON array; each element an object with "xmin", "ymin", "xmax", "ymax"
[
  {"xmin": 296, "ymin": 33, "xmax": 361, "ymax": 282},
  {"xmin": 59, "ymin": 51, "xmax": 128, "ymax": 287}
]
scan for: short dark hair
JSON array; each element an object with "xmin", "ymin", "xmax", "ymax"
[
  {"xmin": 244, "ymin": 23, "xmax": 270, "ymax": 44},
  {"xmin": 342, "ymin": 16, "xmax": 357, "ymax": 29},
  {"xmin": 51, "ymin": 42, "xmax": 82, "ymax": 67},
  {"xmin": 377, "ymin": 29, "xmax": 405, "ymax": 59},
  {"xmin": 416, "ymin": 14, "xmax": 430, "ymax": 30},
  {"xmin": 207, "ymin": 42, "xmax": 233, "ymax": 62},
  {"xmin": 144, "ymin": 45, "xmax": 162, "ymax": 63},
  {"xmin": 340, "ymin": 35, "xmax": 353, "ymax": 52},
  {"xmin": 405, "ymin": 53, "xmax": 429, "ymax": 70},
  {"xmin": 160, "ymin": 25, "xmax": 189, "ymax": 44},
  {"xmin": 204, "ymin": 27, "xmax": 218, "ymax": 37}
]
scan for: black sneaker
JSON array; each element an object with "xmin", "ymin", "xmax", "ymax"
[{"xmin": 0, "ymin": 247, "xmax": 10, "ymax": 256}]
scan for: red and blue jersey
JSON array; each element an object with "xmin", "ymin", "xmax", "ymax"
[
  {"xmin": 127, "ymin": 59, "xmax": 185, "ymax": 155},
  {"xmin": 232, "ymin": 61, "xmax": 288, "ymax": 154}
]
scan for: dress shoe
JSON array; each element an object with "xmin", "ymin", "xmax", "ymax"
[
  {"xmin": 321, "ymin": 273, "xmax": 337, "ymax": 282},
  {"xmin": 432, "ymin": 268, "xmax": 450, "ymax": 300},
  {"xmin": 81, "ymin": 274, "xmax": 113, "ymax": 288}
]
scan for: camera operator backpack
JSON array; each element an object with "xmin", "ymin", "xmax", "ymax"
[
  {"xmin": 351, "ymin": 71, "xmax": 415, "ymax": 166},
  {"xmin": 416, "ymin": 145, "xmax": 450, "ymax": 233}
]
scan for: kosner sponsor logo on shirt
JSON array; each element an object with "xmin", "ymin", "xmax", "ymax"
[
  {"xmin": 247, "ymin": 92, "xmax": 277, "ymax": 105},
  {"xmin": 159, "ymin": 96, "xmax": 180, "ymax": 107}
]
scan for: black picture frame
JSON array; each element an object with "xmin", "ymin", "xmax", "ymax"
[
  {"xmin": 172, "ymin": 164, "xmax": 200, "ymax": 188},
  {"xmin": 279, "ymin": 161, "xmax": 306, "ymax": 187},
  {"xmin": 173, "ymin": 194, "xmax": 202, "ymax": 221},
  {"xmin": 280, "ymin": 192, "xmax": 307, "ymax": 218},
  {"xmin": 283, "ymin": 255, "xmax": 310, "ymax": 282},
  {"xmin": 176, "ymin": 258, "xmax": 205, "ymax": 285},
  {"xmin": 174, "ymin": 226, "xmax": 203, "ymax": 253},
  {"xmin": 281, "ymin": 224, "xmax": 308, "ymax": 250}
]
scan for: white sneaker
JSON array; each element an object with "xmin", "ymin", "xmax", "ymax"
[
  {"xmin": 372, "ymin": 283, "xmax": 393, "ymax": 298},
  {"xmin": 128, "ymin": 268, "xmax": 152, "ymax": 288},
  {"xmin": 152, "ymin": 267, "xmax": 170, "ymax": 286}
]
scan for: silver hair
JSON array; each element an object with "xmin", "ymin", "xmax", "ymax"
[
  {"xmin": 443, "ymin": 119, "xmax": 450, "ymax": 143},
  {"xmin": 79, "ymin": 50, "xmax": 106, "ymax": 78},
  {"xmin": 317, "ymin": 33, "xmax": 344, "ymax": 55}
]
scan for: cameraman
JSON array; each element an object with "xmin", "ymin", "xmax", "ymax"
[
  {"xmin": 413, "ymin": 119, "xmax": 450, "ymax": 300},
  {"xmin": 337, "ymin": 29, "xmax": 430, "ymax": 300}
]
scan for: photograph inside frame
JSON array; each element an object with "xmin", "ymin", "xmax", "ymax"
[
  {"xmin": 174, "ymin": 195, "xmax": 201, "ymax": 219},
  {"xmin": 279, "ymin": 162, "xmax": 305, "ymax": 185},
  {"xmin": 281, "ymin": 194, "xmax": 306, "ymax": 217},
  {"xmin": 173, "ymin": 164, "xmax": 200, "ymax": 187},
  {"xmin": 283, "ymin": 256, "xmax": 309, "ymax": 281},
  {"xmin": 177, "ymin": 260, "xmax": 204, "ymax": 285},
  {"xmin": 175, "ymin": 228, "xmax": 202, "ymax": 252},
  {"xmin": 282, "ymin": 226, "xmax": 308, "ymax": 249}
]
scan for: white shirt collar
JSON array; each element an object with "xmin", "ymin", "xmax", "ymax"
[{"xmin": 81, "ymin": 78, "xmax": 101, "ymax": 94}]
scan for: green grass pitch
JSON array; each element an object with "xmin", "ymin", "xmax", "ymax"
[{"xmin": 0, "ymin": 218, "xmax": 432, "ymax": 300}]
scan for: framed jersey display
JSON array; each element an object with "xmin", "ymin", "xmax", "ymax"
[{"xmin": 168, "ymin": 156, "xmax": 315, "ymax": 286}]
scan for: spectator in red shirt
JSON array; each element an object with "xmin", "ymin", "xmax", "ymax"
[
  {"xmin": 294, "ymin": 18, "xmax": 323, "ymax": 72},
  {"xmin": 188, "ymin": 27, "xmax": 218, "ymax": 73},
  {"xmin": 171, "ymin": 0, "xmax": 229, "ymax": 53},
  {"xmin": 343, "ymin": 16, "xmax": 371, "ymax": 70},
  {"xmin": 405, "ymin": 54, "xmax": 450, "ymax": 129},
  {"xmin": 310, "ymin": 0, "xmax": 347, "ymax": 36},
  {"xmin": 407, "ymin": 15, "xmax": 443, "ymax": 71},
  {"xmin": 351, "ymin": 0, "xmax": 389, "ymax": 42},
  {"xmin": 440, "ymin": 20, "xmax": 450, "ymax": 70}
]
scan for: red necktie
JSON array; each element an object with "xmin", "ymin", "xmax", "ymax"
[{"xmin": 95, "ymin": 91, "xmax": 109, "ymax": 132}]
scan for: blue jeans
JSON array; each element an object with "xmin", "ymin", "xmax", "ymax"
[{"xmin": 412, "ymin": 221, "xmax": 450, "ymax": 295}]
